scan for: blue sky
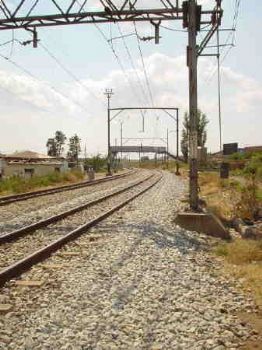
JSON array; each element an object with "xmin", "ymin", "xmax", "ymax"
[{"xmin": 0, "ymin": 0, "xmax": 261, "ymax": 156}]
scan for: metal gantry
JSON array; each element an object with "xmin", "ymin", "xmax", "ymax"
[
  {"xmin": 0, "ymin": 1, "xmax": 196, "ymax": 30},
  {"xmin": 109, "ymin": 107, "xmax": 179, "ymax": 173},
  {"xmin": 0, "ymin": 0, "xmax": 224, "ymax": 210}
]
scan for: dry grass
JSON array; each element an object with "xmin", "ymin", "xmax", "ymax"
[
  {"xmin": 199, "ymin": 171, "xmax": 262, "ymax": 222},
  {"xmin": 215, "ymin": 239, "xmax": 262, "ymax": 264},
  {"xmin": 215, "ymin": 239, "xmax": 262, "ymax": 307},
  {"xmin": 199, "ymin": 172, "xmax": 221, "ymax": 196},
  {"xmin": 199, "ymin": 172, "xmax": 239, "ymax": 221}
]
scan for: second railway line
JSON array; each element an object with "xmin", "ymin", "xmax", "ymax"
[
  {"xmin": 0, "ymin": 169, "xmax": 140, "ymax": 223},
  {"xmin": 0, "ymin": 169, "xmax": 134, "ymax": 207}
]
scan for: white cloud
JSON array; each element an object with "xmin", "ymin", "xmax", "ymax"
[{"xmin": 0, "ymin": 50, "xmax": 261, "ymax": 156}]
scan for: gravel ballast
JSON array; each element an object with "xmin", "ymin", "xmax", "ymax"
[
  {"xmin": 0, "ymin": 172, "xmax": 258, "ymax": 350},
  {"xmin": 0, "ymin": 170, "xmax": 139, "ymax": 224}
]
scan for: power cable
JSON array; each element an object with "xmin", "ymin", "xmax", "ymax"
[
  {"xmin": 116, "ymin": 22, "xmax": 150, "ymax": 106},
  {"xmin": 160, "ymin": 25, "xmax": 186, "ymax": 33},
  {"xmin": 74, "ymin": 0, "xmax": 147, "ymax": 106},
  {"xmin": 94, "ymin": 23, "xmax": 146, "ymax": 105},
  {"xmin": 205, "ymin": 0, "xmax": 241, "ymax": 83},
  {"xmin": 133, "ymin": 21, "xmax": 154, "ymax": 107}
]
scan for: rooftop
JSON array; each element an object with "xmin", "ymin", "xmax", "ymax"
[{"xmin": 5, "ymin": 150, "xmax": 53, "ymax": 159}]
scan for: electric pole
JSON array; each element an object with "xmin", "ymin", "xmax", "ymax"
[
  {"xmin": 104, "ymin": 88, "xmax": 114, "ymax": 175},
  {"xmin": 217, "ymin": 27, "xmax": 222, "ymax": 152},
  {"xmin": 188, "ymin": 0, "xmax": 199, "ymax": 210}
]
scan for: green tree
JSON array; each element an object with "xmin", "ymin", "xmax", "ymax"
[
  {"xmin": 67, "ymin": 134, "xmax": 81, "ymax": 162},
  {"xmin": 180, "ymin": 110, "xmax": 209, "ymax": 162},
  {"xmin": 46, "ymin": 131, "xmax": 66, "ymax": 157},
  {"xmin": 46, "ymin": 138, "xmax": 56, "ymax": 157},
  {"xmin": 55, "ymin": 131, "xmax": 67, "ymax": 157}
]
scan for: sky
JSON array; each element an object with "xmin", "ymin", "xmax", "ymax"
[{"xmin": 0, "ymin": 0, "xmax": 261, "ymax": 157}]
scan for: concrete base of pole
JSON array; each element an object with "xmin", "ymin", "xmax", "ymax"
[{"xmin": 175, "ymin": 212, "xmax": 230, "ymax": 240}]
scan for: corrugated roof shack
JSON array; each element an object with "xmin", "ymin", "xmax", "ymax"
[{"xmin": 0, "ymin": 151, "xmax": 68, "ymax": 179}]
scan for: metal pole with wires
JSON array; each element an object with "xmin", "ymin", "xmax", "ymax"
[
  {"xmin": 104, "ymin": 88, "xmax": 114, "ymax": 176},
  {"xmin": 188, "ymin": 0, "xmax": 199, "ymax": 210},
  {"xmin": 217, "ymin": 27, "xmax": 222, "ymax": 152}
]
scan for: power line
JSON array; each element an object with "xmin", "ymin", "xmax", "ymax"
[
  {"xmin": 205, "ymin": 0, "xmax": 241, "ymax": 83},
  {"xmin": 116, "ymin": 22, "xmax": 150, "ymax": 106},
  {"xmin": 160, "ymin": 25, "xmax": 186, "ymax": 33},
  {"xmin": 220, "ymin": 0, "xmax": 241, "ymax": 59},
  {"xmin": 75, "ymin": 0, "xmax": 151, "ymax": 107},
  {"xmin": 133, "ymin": 21, "xmax": 154, "ymax": 107},
  {"xmin": 75, "ymin": 0, "xmax": 147, "ymax": 104},
  {"xmin": 74, "ymin": 1, "xmax": 144, "ymax": 105},
  {"xmin": 95, "ymin": 23, "xmax": 146, "ymax": 106}
]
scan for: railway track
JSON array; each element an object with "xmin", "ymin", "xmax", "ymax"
[
  {"xmin": 0, "ymin": 169, "xmax": 134, "ymax": 207},
  {"xmin": 0, "ymin": 171, "xmax": 162, "ymax": 287}
]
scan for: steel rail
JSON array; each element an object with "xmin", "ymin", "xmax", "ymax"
[
  {"xmin": 0, "ymin": 173, "xmax": 153, "ymax": 244},
  {"xmin": 0, "ymin": 173, "xmax": 162, "ymax": 287},
  {"xmin": 0, "ymin": 170, "xmax": 134, "ymax": 206}
]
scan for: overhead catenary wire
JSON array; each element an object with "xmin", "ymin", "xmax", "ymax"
[
  {"xmin": 116, "ymin": 22, "xmax": 150, "ymax": 106},
  {"xmin": 220, "ymin": 0, "xmax": 241, "ymax": 61},
  {"xmin": 133, "ymin": 21, "xmax": 154, "ymax": 108},
  {"xmin": 94, "ymin": 23, "xmax": 146, "ymax": 106},
  {"xmin": 73, "ymin": 0, "xmax": 144, "ymax": 105},
  {"xmin": 205, "ymin": 0, "xmax": 241, "ymax": 83},
  {"xmin": 75, "ymin": 0, "xmax": 148, "ymax": 105}
]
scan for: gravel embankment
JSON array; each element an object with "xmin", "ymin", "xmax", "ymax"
[
  {"xmin": 0, "ymin": 170, "xmax": 139, "ymax": 224},
  {"xmin": 0, "ymin": 172, "xmax": 258, "ymax": 350}
]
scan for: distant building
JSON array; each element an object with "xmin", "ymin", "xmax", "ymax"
[
  {"xmin": 223, "ymin": 143, "xmax": 238, "ymax": 156},
  {"xmin": 0, "ymin": 150, "xmax": 68, "ymax": 179},
  {"xmin": 212, "ymin": 144, "xmax": 262, "ymax": 158}
]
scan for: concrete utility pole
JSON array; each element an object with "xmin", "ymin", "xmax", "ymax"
[
  {"xmin": 188, "ymin": 0, "xmax": 199, "ymax": 210},
  {"xmin": 104, "ymin": 88, "xmax": 114, "ymax": 176}
]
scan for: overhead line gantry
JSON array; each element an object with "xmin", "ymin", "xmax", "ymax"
[{"xmin": 0, "ymin": 0, "xmax": 223, "ymax": 210}]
